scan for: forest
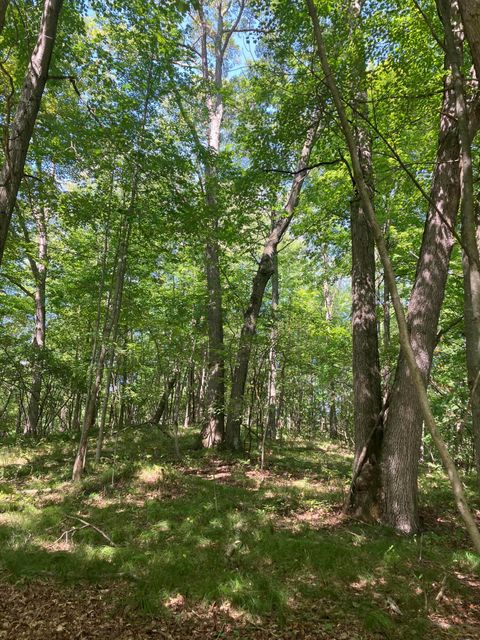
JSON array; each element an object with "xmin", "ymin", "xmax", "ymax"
[{"xmin": 1, "ymin": 0, "xmax": 480, "ymax": 638}]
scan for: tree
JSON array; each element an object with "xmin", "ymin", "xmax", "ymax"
[
  {"xmin": 0, "ymin": 0, "xmax": 63, "ymax": 265},
  {"xmin": 306, "ymin": 0, "xmax": 480, "ymax": 553}
]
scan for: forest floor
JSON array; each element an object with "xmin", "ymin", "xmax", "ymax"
[{"xmin": 0, "ymin": 428, "xmax": 479, "ymax": 640}]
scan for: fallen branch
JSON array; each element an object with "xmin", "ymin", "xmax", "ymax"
[{"xmin": 66, "ymin": 515, "xmax": 117, "ymax": 546}]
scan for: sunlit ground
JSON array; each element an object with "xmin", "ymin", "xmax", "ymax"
[{"xmin": 0, "ymin": 428, "xmax": 479, "ymax": 639}]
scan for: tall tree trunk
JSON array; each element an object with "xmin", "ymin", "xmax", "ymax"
[
  {"xmin": 266, "ymin": 245, "xmax": 279, "ymax": 439},
  {"xmin": 72, "ymin": 64, "xmax": 151, "ymax": 480},
  {"xmin": 383, "ymin": 222, "xmax": 391, "ymax": 354},
  {"xmin": 458, "ymin": 0, "xmax": 480, "ymax": 79},
  {"xmin": 322, "ymin": 251, "xmax": 340, "ymax": 441},
  {"xmin": 306, "ymin": 0, "xmax": 480, "ymax": 553},
  {"xmin": 72, "ymin": 218, "xmax": 130, "ymax": 481},
  {"xmin": 24, "ymin": 207, "xmax": 47, "ymax": 436},
  {"xmin": 199, "ymin": 2, "xmax": 228, "ymax": 448},
  {"xmin": 439, "ymin": 0, "xmax": 480, "ymax": 488},
  {"xmin": 347, "ymin": 0, "xmax": 383, "ymax": 519},
  {"xmin": 380, "ymin": 12, "xmax": 463, "ymax": 534},
  {"xmin": 0, "ymin": 0, "xmax": 63, "ymax": 265},
  {"xmin": 225, "ymin": 116, "xmax": 319, "ymax": 450}
]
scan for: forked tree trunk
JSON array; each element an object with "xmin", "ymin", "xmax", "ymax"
[
  {"xmin": 306, "ymin": 0, "xmax": 480, "ymax": 553},
  {"xmin": 151, "ymin": 372, "xmax": 178, "ymax": 425},
  {"xmin": 225, "ymin": 116, "xmax": 320, "ymax": 450},
  {"xmin": 0, "ymin": 0, "xmax": 63, "ymax": 265}
]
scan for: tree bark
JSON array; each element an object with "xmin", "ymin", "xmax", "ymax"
[
  {"xmin": 266, "ymin": 244, "xmax": 279, "ymax": 439},
  {"xmin": 198, "ymin": 2, "xmax": 228, "ymax": 448},
  {"xmin": 380, "ymin": 58, "xmax": 463, "ymax": 533},
  {"xmin": 225, "ymin": 116, "xmax": 319, "ymax": 450},
  {"xmin": 24, "ymin": 207, "xmax": 47, "ymax": 436},
  {"xmin": 439, "ymin": 0, "xmax": 480, "ymax": 488},
  {"xmin": 346, "ymin": 0, "xmax": 384, "ymax": 519},
  {"xmin": 72, "ymin": 217, "xmax": 130, "ymax": 481},
  {"xmin": 0, "ymin": 0, "xmax": 63, "ymax": 265},
  {"xmin": 458, "ymin": 0, "xmax": 480, "ymax": 79},
  {"xmin": 306, "ymin": 0, "xmax": 480, "ymax": 553},
  {"xmin": 151, "ymin": 372, "xmax": 178, "ymax": 425}
]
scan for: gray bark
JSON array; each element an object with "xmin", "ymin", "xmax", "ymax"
[
  {"xmin": 266, "ymin": 244, "xmax": 279, "ymax": 439},
  {"xmin": 225, "ymin": 116, "xmax": 319, "ymax": 450},
  {"xmin": 381, "ymin": 7, "xmax": 464, "ymax": 534},
  {"xmin": 348, "ymin": 0, "xmax": 383, "ymax": 519},
  {"xmin": 458, "ymin": 0, "xmax": 480, "ymax": 78},
  {"xmin": 0, "ymin": 0, "xmax": 63, "ymax": 265},
  {"xmin": 198, "ymin": 2, "xmax": 229, "ymax": 448},
  {"xmin": 24, "ymin": 207, "xmax": 47, "ymax": 436},
  {"xmin": 307, "ymin": 0, "xmax": 480, "ymax": 553},
  {"xmin": 439, "ymin": 0, "xmax": 480, "ymax": 488}
]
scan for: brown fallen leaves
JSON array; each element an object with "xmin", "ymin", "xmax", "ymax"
[{"xmin": 0, "ymin": 578, "xmax": 371, "ymax": 640}]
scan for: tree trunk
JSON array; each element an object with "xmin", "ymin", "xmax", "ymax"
[
  {"xmin": 458, "ymin": 0, "xmax": 480, "ymax": 79},
  {"xmin": 379, "ymin": 11, "xmax": 464, "ymax": 534},
  {"xmin": 347, "ymin": 0, "xmax": 383, "ymax": 519},
  {"xmin": 266, "ymin": 245, "xmax": 279, "ymax": 439},
  {"xmin": 23, "ymin": 207, "xmax": 47, "ymax": 436},
  {"xmin": 225, "ymin": 116, "xmax": 319, "ymax": 450},
  {"xmin": 72, "ymin": 218, "xmax": 130, "ymax": 481},
  {"xmin": 151, "ymin": 372, "xmax": 178, "ymax": 425},
  {"xmin": 306, "ymin": 0, "xmax": 480, "ymax": 553},
  {"xmin": 0, "ymin": 0, "xmax": 63, "ymax": 265},
  {"xmin": 439, "ymin": 0, "xmax": 480, "ymax": 489},
  {"xmin": 198, "ymin": 2, "xmax": 228, "ymax": 448},
  {"xmin": 95, "ymin": 348, "xmax": 115, "ymax": 463}
]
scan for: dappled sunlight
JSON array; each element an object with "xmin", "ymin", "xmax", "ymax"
[{"xmin": 0, "ymin": 430, "xmax": 479, "ymax": 638}]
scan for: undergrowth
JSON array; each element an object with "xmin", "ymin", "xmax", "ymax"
[{"xmin": 0, "ymin": 427, "xmax": 479, "ymax": 639}]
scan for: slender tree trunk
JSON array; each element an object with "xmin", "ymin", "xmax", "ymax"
[
  {"xmin": 72, "ymin": 218, "xmax": 130, "ymax": 481},
  {"xmin": 95, "ymin": 348, "xmax": 115, "ymax": 463},
  {"xmin": 72, "ymin": 64, "xmax": 152, "ymax": 479},
  {"xmin": 439, "ymin": 0, "xmax": 480, "ymax": 488},
  {"xmin": 382, "ymin": 221, "xmax": 391, "ymax": 370},
  {"xmin": 23, "ymin": 207, "xmax": 47, "ymax": 436},
  {"xmin": 225, "ymin": 116, "xmax": 319, "ymax": 449},
  {"xmin": 0, "ymin": 0, "xmax": 63, "ymax": 265},
  {"xmin": 322, "ymin": 253, "xmax": 341, "ymax": 442},
  {"xmin": 266, "ymin": 246, "xmax": 279, "ymax": 439},
  {"xmin": 306, "ymin": 0, "xmax": 480, "ymax": 553}
]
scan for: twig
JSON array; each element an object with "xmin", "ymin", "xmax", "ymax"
[{"xmin": 66, "ymin": 515, "xmax": 117, "ymax": 546}]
